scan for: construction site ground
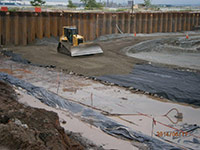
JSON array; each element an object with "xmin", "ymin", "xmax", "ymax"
[
  {"xmin": 1, "ymin": 32, "xmax": 200, "ymax": 149},
  {"xmin": 0, "ymin": 80, "xmax": 86, "ymax": 150}
]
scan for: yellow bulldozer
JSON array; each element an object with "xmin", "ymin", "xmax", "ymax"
[{"xmin": 57, "ymin": 26, "xmax": 103, "ymax": 57}]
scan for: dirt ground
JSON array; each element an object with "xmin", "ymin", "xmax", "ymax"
[
  {"xmin": 1, "ymin": 33, "xmax": 200, "ymax": 149},
  {"xmin": 0, "ymin": 80, "xmax": 85, "ymax": 150},
  {"xmin": 6, "ymin": 36, "xmax": 153, "ymax": 76},
  {"xmin": 6, "ymin": 33, "xmax": 200, "ymax": 76}
]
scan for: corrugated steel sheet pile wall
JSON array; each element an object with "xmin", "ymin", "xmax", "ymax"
[{"xmin": 0, "ymin": 11, "xmax": 199, "ymax": 45}]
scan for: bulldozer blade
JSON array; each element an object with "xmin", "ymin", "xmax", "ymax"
[
  {"xmin": 70, "ymin": 43, "xmax": 103, "ymax": 57},
  {"xmin": 57, "ymin": 41, "xmax": 71, "ymax": 55}
]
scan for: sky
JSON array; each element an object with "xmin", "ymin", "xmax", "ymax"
[
  {"xmin": 48, "ymin": 0, "xmax": 200, "ymax": 5},
  {"xmin": 94, "ymin": 0, "xmax": 200, "ymax": 5},
  {"xmin": 132, "ymin": 0, "xmax": 200, "ymax": 5}
]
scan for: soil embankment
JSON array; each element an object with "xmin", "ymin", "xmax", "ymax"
[
  {"xmin": 0, "ymin": 80, "xmax": 84, "ymax": 150},
  {"xmin": 125, "ymin": 36, "xmax": 200, "ymax": 70}
]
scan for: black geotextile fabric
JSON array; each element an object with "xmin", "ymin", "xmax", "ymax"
[
  {"xmin": 0, "ymin": 50, "xmax": 56, "ymax": 68},
  {"xmin": 1, "ymin": 50, "xmax": 31, "ymax": 64},
  {"xmin": 0, "ymin": 73, "xmax": 180, "ymax": 150},
  {"xmin": 96, "ymin": 64, "xmax": 200, "ymax": 106}
]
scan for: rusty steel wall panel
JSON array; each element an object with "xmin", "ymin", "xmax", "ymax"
[
  {"xmin": 44, "ymin": 13, "xmax": 50, "ymax": 38},
  {"xmin": 14, "ymin": 13, "xmax": 19, "ymax": 45},
  {"xmin": 57, "ymin": 13, "xmax": 63, "ymax": 36},
  {"xmin": 36, "ymin": 13, "xmax": 43, "ymax": 39},
  {"xmin": 159, "ymin": 13, "xmax": 163, "ymax": 32},
  {"xmin": 127, "ymin": 13, "xmax": 131, "ymax": 33},
  {"xmin": 0, "ymin": 11, "xmax": 200, "ymax": 46},
  {"xmin": 5, "ymin": 13, "xmax": 10, "ymax": 45},
  {"xmin": 0, "ymin": 15, "xmax": 1, "ymax": 45},
  {"xmin": 174, "ymin": 13, "xmax": 178, "ymax": 32}
]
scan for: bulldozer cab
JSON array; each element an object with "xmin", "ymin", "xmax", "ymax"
[{"xmin": 64, "ymin": 27, "xmax": 78, "ymax": 44}]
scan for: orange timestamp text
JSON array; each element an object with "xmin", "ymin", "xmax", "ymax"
[{"xmin": 156, "ymin": 131, "xmax": 188, "ymax": 137}]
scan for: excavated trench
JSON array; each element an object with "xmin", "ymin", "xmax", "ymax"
[
  {"xmin": 0, "ymin": 56, "xmax": 200, "ymax": 149},
  {"xmin": 1, "ymin": 33, "xmax": 200, "ymax": 149},
  {"xmin": 0, "ymin": 72, "xmax": 185, "ymax": 150}
]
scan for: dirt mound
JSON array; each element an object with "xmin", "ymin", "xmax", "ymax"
[
  {"xmin": 34, "ymin": 37, "xmax": 59, "ymax": 46},
  {"xmin": 0, "ymin": 81, "xmax": 84, "ymax": 150},
  {"xmin": 125, "ymin": 36, "xmax": 200, "ymax": 54},
  {"xmin": 125, "ymin": 36, "xmax": 200, "ymax": 70},
  {"xmin": 166, "ymin": 36, "xmax": 200, "ymax": 50}
]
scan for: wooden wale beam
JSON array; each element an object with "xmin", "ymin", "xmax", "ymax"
[{"xmin": 0, "ymin": 11, "xmax": 199, "ymax": 46}]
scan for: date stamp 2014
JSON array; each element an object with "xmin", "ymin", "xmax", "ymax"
[{"xmin": 156, "ymin": 131, "xmax": 188, "ymax": 137}]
